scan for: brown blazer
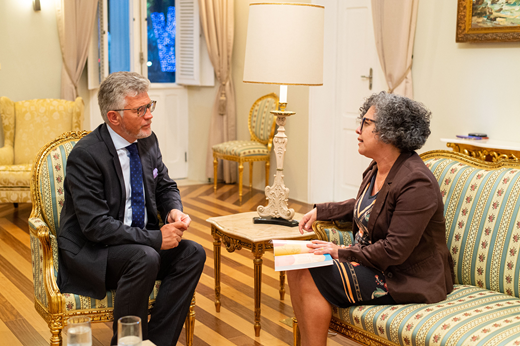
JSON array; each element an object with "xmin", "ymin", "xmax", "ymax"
[{"xmin": 316, "ymin": 151, "xmax": 454, "ymax": 304}]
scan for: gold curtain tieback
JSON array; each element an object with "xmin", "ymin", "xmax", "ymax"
[{"xmin": 218, "ymin": 81, "xmax": 228, "ymax": 115}]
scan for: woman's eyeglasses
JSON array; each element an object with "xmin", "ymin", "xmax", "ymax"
[{"xmin": 356, "ymin": 117, "xmax": 377, "ymax": 132}]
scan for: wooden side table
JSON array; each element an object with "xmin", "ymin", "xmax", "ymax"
[{"xmin": 207, "ymin": 212, "xmax": 316, "ymax": 337}]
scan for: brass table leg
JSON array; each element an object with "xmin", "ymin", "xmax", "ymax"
[
  {"xmin": 213, "ymin": 156, "xmax": 218, "ymax": 192},
  {"xmin": 212, "ymin": 227, "xmax": 222, "ymax": 312},
  {"xmin": 293, "ymin": 317, "xmax": 301, "ymax": 346},
  {"xmin": 279, "ymin": 271, "xmax": 285, "ymax": 300},
  {"xmin": 253, "ymin": 253, "xmax": 263, "ymax": 337}
]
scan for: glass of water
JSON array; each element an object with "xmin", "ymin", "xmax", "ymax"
[
  {"xmin": 66, "ymin": 316, "xmax": 92, "ymax": 346},
  {"xmin": 118, "ymin": 316, "xmax": 142, "ymax": 346}
]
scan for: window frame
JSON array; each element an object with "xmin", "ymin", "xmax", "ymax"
[{"xmin": 88, "ymin": 0, "xmax": 214, "ymax": 89}]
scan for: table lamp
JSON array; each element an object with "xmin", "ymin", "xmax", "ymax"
[{"xmin": 243, "ymin": 2, "xmax": 324, "ymax": 227}]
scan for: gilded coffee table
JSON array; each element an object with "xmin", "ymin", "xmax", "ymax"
[{"xmin": 206, "ymin": 211, "xmax": 316, "ymax": 337}]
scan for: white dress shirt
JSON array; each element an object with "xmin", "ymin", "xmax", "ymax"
[{"xmin": 107, "ymin": 125, "xmax": 148, "ymax": 227}]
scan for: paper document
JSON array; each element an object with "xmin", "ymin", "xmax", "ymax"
[{"xmin": 273, "ymin": 240, "xmax": 334, "ymax": 271}]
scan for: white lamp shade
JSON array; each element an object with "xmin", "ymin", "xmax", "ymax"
[{"xmin": 243, "ymin": 3, "xmax": 324, "ymax": 86}]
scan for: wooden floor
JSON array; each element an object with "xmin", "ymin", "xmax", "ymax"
[{"xmin": 0, "ymin": 183, "xmax": 360, "ymax": 346}]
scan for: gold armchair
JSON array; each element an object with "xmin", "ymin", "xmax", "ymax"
[
  {"xmin": 212, "ymin": 93, "xmax": 279, "ymax": 201},
  {"xmin": 29, "ymin": 131, "xmax": 195, "ymax": 346},
  {"xmin": 0, "ymin": 97, "xmax": 83, "ymax": 204}
]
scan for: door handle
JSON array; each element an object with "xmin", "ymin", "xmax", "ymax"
[{"xmin": 361, "ymin": 68, "xmax": 373, "ymax": 90}]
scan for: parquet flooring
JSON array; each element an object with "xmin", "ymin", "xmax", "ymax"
[{"xmin": 0, "ymin": 184, "xmax": 360, "ymax": 345}]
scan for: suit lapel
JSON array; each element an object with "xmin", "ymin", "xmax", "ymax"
[{"xmin": 100, "ymin": 125, "xmax": 127, "ymax": 215}]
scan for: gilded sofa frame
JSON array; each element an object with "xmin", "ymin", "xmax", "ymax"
[
  {"xmin": 30, "ymin": 131, "xmax": 195, "ymax": 345},
  {"xmin": 213, "ymin": 93, "xmax": 279, "ymax": 201}
]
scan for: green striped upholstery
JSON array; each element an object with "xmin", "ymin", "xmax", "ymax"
[
  {"xmin": 60, "ymin": 280, "xmax": 161, "ymax": 311},
  {"xmin": 28, "ymin": 138, "xmax": 160, "ymax": 312},
  {"xmin": 30, "ymin": 229, "xmax": 48, "ymax": 308},
  {"xmin": 424, "ymin": 157, "xmax": 520, "ymax": 296},
  {"xmin": 37, "ymin": 141, "xmax": 76, "ymax": 236},
  {"xmin": 212, "ymin": 140, "xmax": 269, "ymax": 157},
  {"xmin": 335, "ymin": 285, "xmax": 520, "ymax": 345},
  {"xmin": 250, "ymin": 97, "xmax": 277, "ymax": 142},
  {"xmin": 317, "ymin": 154, "xmax": 520, "ymax": 345}
]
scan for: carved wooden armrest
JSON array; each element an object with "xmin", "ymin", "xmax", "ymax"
[{"xmin": 29, "ymin": 217, "xmax": 65, "ymax": 312}]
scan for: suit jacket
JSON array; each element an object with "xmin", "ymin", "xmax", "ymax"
[
  {"xmin": 316, "ymin": 151, "xmax": 454, "ymax": 304},
  {"xmin": 57, "ymin": 123, "xmax": 182, "ymax": 299}
]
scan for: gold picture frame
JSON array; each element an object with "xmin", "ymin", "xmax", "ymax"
[{"xmin": 456, "ymin": 0, "xmax": 520, "ymax": 42}]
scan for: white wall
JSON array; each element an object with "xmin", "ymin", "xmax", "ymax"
[
  {"xmin": 187, "ymin": 84, "xmax": 218, "ymax": 183},
  {"xmin": 414, "ymin": 0, "xmax": 520, "ymax": 153},
  {"xmin": 0, "ymin": 0, "xmax": 62, "ymax": 100},
  {"xmin": 0, "ymin": 0, "xmax": 91, "ymax": 127}
]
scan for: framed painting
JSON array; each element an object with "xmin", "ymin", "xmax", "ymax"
[{"xmin": 456, "ymin": 0, "xmax": 520, "ymax": 42}]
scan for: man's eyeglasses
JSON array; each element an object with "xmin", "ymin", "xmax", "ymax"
[
  {"xmin": 113, "ymin": 100, "xmax": 157, "ymax": 117},
  {"xmin": 356, "ymin": 117, "xmax": 377, "ymax": 132}
]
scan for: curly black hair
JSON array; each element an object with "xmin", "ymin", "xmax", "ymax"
[{"xmin": 359, "ymin": 91, "xmax": 431, "ymax": 152}]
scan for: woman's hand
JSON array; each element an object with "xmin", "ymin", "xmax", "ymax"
[
  {"xmin": 299, "ymin": 208, "xmax": 317, "ymax": 234},
  {"xmin": 307, "ymin": 240, "xmax": 346, "ymax": 260}
]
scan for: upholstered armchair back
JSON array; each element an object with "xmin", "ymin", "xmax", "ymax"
[
  {"xmin": 0, "ymin": 97, "xmax": 83, "ymax": 204},
  {"xmin": 248, "ymin": 93, "xmax": 278, "ymax": 144},
  {"xmin": 12, "ymin": 98, "xmax": 83, "ymax": 165},
  {"xmin": 33, "ymin": 134, "xmax": 83, "ymax": 236}
]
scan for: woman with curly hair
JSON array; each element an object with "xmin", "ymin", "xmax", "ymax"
[{"xmin": 289, "ymin": 92, "xmax": 454, "ymax": 346}]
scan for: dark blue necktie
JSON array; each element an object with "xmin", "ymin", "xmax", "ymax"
[{"xmin": 127, "ymin": 143, "xmax": 145, "ymax": 229}]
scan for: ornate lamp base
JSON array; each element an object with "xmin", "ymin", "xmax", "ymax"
[{"xmin": 255, "ymin": 103, "xmax": 297, "ymax": 227}]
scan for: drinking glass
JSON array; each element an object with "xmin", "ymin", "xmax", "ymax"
[
  {"xmin": 66, "ymin": 316, "xmax": 92, "ymax": 346},
  {"xmin": 118, "ymin": 316, "xmax": 142, "ymax": 346}
]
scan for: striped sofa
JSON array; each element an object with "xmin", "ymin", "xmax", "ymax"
[{"xmin": 295, "ymin": 150, "xmax": 520, "ymax": 346}]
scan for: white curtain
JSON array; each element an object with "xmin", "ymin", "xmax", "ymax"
[
  {"xmin": 199, "ymin": 0, "xmax": 237, "ymax": 183},
  {"xmin": 371, "ymin": 0, "xmax": 419, "ymax": 98},
  {"xmin": 56, "ymin": 0, "xmax": 99, "ymax": 100}
]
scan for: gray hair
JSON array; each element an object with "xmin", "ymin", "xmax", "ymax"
[
  {"xmin": 359, "ymin": 91, "xmax": 431, "ymax": 152},
  {"xmin": 98, "ymin": 72, "xmax": 150, "ymax": 122}
]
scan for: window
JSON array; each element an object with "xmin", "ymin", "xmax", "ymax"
[
  {"xmin": 107, "ymin": 0, "xmax": 131, "ymax": 74},
  {"xmin": 147, "ymin": 1, "xmax": 176, "ymax": 83},
  {"xmin": 88, "ymin": 0, "xmax": 213, "ymax": 88}
]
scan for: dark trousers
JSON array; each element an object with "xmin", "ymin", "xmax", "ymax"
[{"xmin": 105, "ymin": 240, "xmax": 206, "ymax": 346}]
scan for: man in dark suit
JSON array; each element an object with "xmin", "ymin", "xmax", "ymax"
[{"xmin": 57, "ymin": 71, "xmax": 206, "ymax": 346}]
